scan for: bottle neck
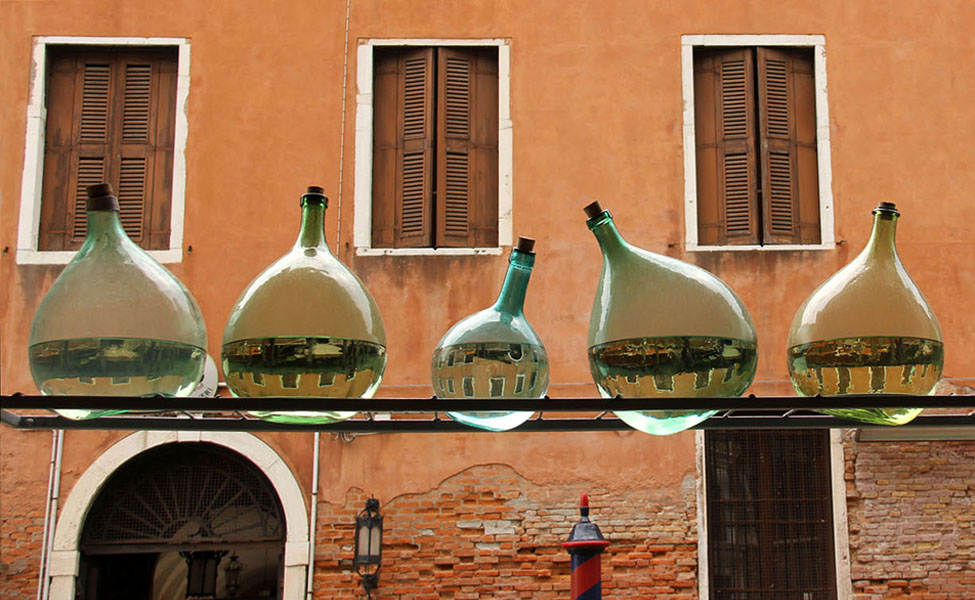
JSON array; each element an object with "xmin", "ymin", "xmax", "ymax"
[
  {"xmin": 863, "ymin": 211, "xmax": 898, "ymax": 262},
  {"xmin": 587, "ymin": 212, "xmax": 628, "ymax": 257},
  {"xmin": 84, "ymin": 210, "xmax": 129, "ymax": 246},
  {"xmin": 493, "ymin": 249, "xmax": 535, "ymax": 316},
  {"xmin": 297, "ymin": 201, "xmax": 328, "ymax": 249}
]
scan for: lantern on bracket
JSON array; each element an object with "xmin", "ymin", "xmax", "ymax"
[{"xmin": 354, "ymin": 497, "xmax": 383, "ymax": 595}]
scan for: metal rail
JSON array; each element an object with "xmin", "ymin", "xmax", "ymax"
[{"xmin": 2, "ymin": 394, "xmax": 974, "ymax": 432}]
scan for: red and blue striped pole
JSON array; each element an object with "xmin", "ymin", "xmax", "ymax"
[{"xmin": 562, "ymin": 493, "xmax": 610, "ymax": 600}]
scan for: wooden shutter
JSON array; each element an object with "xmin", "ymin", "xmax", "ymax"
[
  {"xmin": 694, "ymin": 48, "xmax": 760, "ymax": 245},
  {"xmin": 39, "ymin": 46, "xmax": 177, "ymax": 251},
  {"xmin": 435, "ymin": 47, "xmax": 498, "ymax": 248},
  {"xmin": 372, "ymin": 47, "xmax": 435, "ymax": 248},
  {"xmin": 757, "ymin": 47, "xmax": 820, "ymax": 245}
]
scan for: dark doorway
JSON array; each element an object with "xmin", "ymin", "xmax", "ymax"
[
  {"xmin": 79, "ymin": 553, "xmax": 159, "ymax": 600},
  {"xmin": 77, "ymin": 442, "xmax": 287, "ymax": 599}
]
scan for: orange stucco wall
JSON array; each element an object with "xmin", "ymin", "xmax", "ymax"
[{"xmin": 2, "ymin": 0, "xmax": 975, "ymax": 582}]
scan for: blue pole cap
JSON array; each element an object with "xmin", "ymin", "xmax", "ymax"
[{"xmin": 562, "ymin": 493, "xmax": 610, "ymax": 552}]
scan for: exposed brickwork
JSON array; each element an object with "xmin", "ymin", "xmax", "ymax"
[
  {"xmin": 311, "ymin": 464, "xmax": 699, "ymax": 599},
  {"xmin": 844, "ymin": 433, "xmax": 975, "ymax": 599},
  {"xmin": 1, "ymin": 432, "xmax": 51, "ymax": 600}
]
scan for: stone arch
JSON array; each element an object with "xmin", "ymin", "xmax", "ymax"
[{"xmin": 48, "ymin": 432, "xmax": 308, "ymax": 600}]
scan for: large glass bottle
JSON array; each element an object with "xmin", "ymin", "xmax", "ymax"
[
  {"xmin": 585, "ymin": 202, "xmax": 758, "ymax": 435},
  {"xmin": 787, "ymin": 202, "xmax": 943, "ymax": 425},
  {"xmin": 431, "ymin": 237, "xmax": 549, "ymax": 431},
  {"xmin": 28, "ymin": 183, "xmax": 208, "ymax": 420},
  {"xmin": 221, "ymin": 186, "xmax": 386, "ymax": 423}
]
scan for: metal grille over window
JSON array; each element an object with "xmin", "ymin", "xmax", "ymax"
[
  {"xmin": 705, "ymin": 429, "xmax": 837, "ymax": 600},
  {"xmin": 81, "ymin": 442, "xmax": 285, "ymax": 550}
]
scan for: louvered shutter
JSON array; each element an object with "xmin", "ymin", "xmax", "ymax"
[
  {"xmin": 757, "ymin": 47, "xmax": 821, "ymax": 245},
  {"xmin": 435, "ymin": 47, "xmax": 498, "ymax": 248},
  {"xmin": 38, "ymin": 46, "xmax": 177, "ymax": 251},
  {"xmin": 694, "ymin": 48, "xmax": 760, "ymax": 245},
  {"xmin": 372, "ymin": 48, "xmax": 435, "ymax": 248}
]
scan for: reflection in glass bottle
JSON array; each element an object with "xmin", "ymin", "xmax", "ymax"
[
  {"xmin": 221, "ymin": 187, "xmax": 386, "ymax": 423},
  {"xmin": 28, "ymin": 183, "xmax": 207, "ymax": 419},
  {"xmin": 431, "ymin": 237, "xmax": 548, "ymax": 431},
  {"xmin": 787, "ymin": 203, "xmax": 943, "ymax": 425},
  {"xmin": 584, "ymin": 202, "xmax": 758, "ymax": 435}
]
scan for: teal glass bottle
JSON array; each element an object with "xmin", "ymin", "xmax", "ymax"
[
  {"xmin": 221, "ymin": 186, "xmax": 386, "ymax": 423},
  {"xmin": 431, "ymin": 237, "xmax": 549, "ymax": 431},
  {"xmin": 585, "ymin": 202, "xmax": 758, "ymax": 435},
  {"xmin": 787, "ymin": 202, "xmax": 943, "ymax": 425},
  {"xmin": 28, "ymin": 183, "xmax": 208, "ymax": 420}
]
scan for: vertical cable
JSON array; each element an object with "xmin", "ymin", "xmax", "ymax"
[{"xmin": 334, "ymin": 0, "xmax": 353, "ymax": 254}]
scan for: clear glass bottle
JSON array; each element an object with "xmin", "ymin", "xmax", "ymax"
[
  {"xmin": 787, "ymin": 202, "xmax": 943, "ymax": 425},
  {"xmin": 28, "ymin": 183, "xmax": 208, "ymax": 420},
  {"xmin": 431, "ymin": 237, "xmax": 548, "ymax": 431},
  {"xmin": 221, "ymin": 186, "xmax": 386, "ymax": 423},
  {"xmin": 585, "ymin": 202, "xmax": 758, "ymax": 435}
]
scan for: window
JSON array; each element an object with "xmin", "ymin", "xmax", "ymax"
[
  {"xmin": 17, "ymin": 38, "xmax": 189, "ymax": 264},
  {"xmin": 682, "ymin": 36, "xmax": 833, "ymax": 250},
  {"xmin": 354, "ymin": 40, "xmax": 512, "ymax": 255},
  {"xmin": 703, "ymin": 430, "xmax": 837, "ymax": 599},
  {"xmin": 40, "ymin": 46, "xmax": 177, "ymax": 251}
]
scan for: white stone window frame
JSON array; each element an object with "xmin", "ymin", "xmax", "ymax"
[
  {"xmin": 681, "ymin": 34, "xmax": 834, "ymax": 252},
  {"xmin": 353, "ymin": 38, "xmax": 512, "ymax": 256},
  {"xmin": 16, "ymin": 36, "xmax": 190, "ymax": 265},
  {"xmin": 695, "ymin": 430, "xmax": 854, "ymax": 600}
]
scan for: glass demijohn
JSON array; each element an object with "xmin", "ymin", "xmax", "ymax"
[
  {"xmin": 28, "ymin": 183, "xmax": 208, "ymax": 419},
  {"xmin": 584, "ymin": 202, "xmax": 758, "ymax": 435},
  {"xmin": 221, "ymin": 186, "xmax": 387, "ymax": 423},
  {"xmin": 431, "ymin": 237, "xmax": 549, "ymax": 431},
  {"xmin": 787, "ymin": 202, "xmax": 943, "ymax": 425}
]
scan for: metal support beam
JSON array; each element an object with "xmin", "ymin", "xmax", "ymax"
[{"xmin": 2, "ymin": 394, "xmax": 973, "ymax": 432}]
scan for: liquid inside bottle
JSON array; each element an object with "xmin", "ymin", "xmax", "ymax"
[
  {"xmin": 589, "ymin": 336, "xmax": 758, "ymax": 435},
  {"xmin": 29, "ymin": 338, "xmax": 205, "ymax": 420},
  {"xmin": 788, "ymin": 336, "xmax": 943, "ymax": 425},
  {"xmin": 433, "ymin": 342, "xmax": 549, "ymax": 431},
  {"xmin": 222, "ymin": 336, "xmax": 385, "ymax": 423}
]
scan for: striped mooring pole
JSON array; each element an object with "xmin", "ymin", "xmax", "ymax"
[{"xmin": 561, "ymin": 493, "xmax": 610, "ymax": 600}]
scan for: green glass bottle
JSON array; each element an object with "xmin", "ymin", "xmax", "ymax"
[
  {"xmin": 221, "ymin": 186, "xmax": 386, "ymax": 423},
  {"xmin": 431, "ymin": 237, "xmax": 548, "ymax": 431},
  {"xmin": 585, "ymin": 202, "xmax": 758, "ymax": 435},
  {"xmin": 787, "ymin": 203, "xmax": 943, "ymax": 425},
  {"xmin": 28, "ymin": 183, "xmax": 207, "ymax": 419}
]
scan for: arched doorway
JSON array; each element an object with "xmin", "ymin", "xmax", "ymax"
[{"xmin": 75, "ymin": 442, "xmax": 286, "ymax": 600}]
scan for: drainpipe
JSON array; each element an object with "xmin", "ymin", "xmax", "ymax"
[
  {"xmin": 38, "ymin": 429, "xmax": 64, "ymax": 600},
  {"xmin": 305, "ymin": 432, "xmax": 321, "ymax": 600}
]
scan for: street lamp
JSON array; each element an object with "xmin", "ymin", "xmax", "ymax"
[
  {"xmin": 224, "ymin": 553, "xmax": 243, "ymax": 598},
  {"xmin": 354, "ymin": 497, "xmax": 383, "ymax": 596}
]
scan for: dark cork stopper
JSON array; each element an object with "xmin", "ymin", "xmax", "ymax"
[
  {"xmin": 85, "ymin": 183, "xmax": 119, "ymax": 212},
  {"xmin": 583, "ymin": 201, "xmax": 605, "ymax": 219}
]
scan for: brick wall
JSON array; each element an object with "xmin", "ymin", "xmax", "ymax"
[
  {"xmin": 311, "ymin": 464, "xmax": 700, "ymax": 599},
  {"xmin": 843, "ymin": 434, "xmax": 975, "ymax": 599},
  {"xmin": 1, "ymin": 431, "xmax": 53, "ymax": 600}
]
